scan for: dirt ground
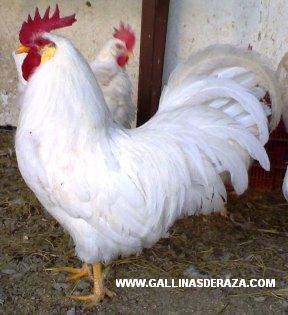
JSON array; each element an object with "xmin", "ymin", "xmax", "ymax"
[{"xmin": 0, "ymin": 128, "xmax": 288, "ymax": 315}]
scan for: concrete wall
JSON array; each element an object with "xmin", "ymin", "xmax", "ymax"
[
  {"xmin": 0, "ymin": 0, "xmax": 141, "ymax": 126},
  {"xmin": 163, "ymin": 0, "xmax": 288, "ymax": 83}
]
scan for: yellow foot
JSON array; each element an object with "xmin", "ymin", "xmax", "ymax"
[
  {"xmin": 70, "ymin": 288, "xmax": 115, "ymax": 309},
  {"xmin": 46, "ymin": 263, "xmax": 92, "ymax": 281},
  {"xmin": 70, "ymin": 263, "xmax": 115, "ymax": 309}
]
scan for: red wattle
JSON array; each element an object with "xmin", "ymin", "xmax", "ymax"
[
  {"xmin": 116, "ymin": 54, "xmax": 129, "ymax": 67},
  {"xmin": 22, "ymin": 49, "xmax": 41, "ymax": 81}
]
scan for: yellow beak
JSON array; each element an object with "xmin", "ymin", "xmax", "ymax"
[
  {"xmin": 15, "ymin": 44, "xmax": 30, "ymax": 54},
  {"xmin": 126, "ymin": 50, "xmax": 134, "ymax": 59}
]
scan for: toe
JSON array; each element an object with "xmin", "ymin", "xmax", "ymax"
[
  {"xmin": 105, "ymin": 288, "xmax": 116, "ymax": 298},
  {"xmin": 69, "ymin": 294, "xmax": 95, "ymax": 302}
]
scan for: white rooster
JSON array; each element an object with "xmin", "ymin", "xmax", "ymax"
[
  {"xmin": 90, "ymin": 23, "xmax": 136, "ymax": 128},
  {"xmin": 13, "ymin": 19, "xmax": 136, "ymax": 128},
  {"xmin": 15, "ymin": 7, "xmax": 283, "ymax": 308}
]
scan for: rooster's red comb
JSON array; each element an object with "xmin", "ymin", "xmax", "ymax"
[
  {"xmin": 113, "ymin": 23, "xmax": 135, "ymax": 51},
  {"xmin": 19, "ymin": 5, "xmax": 76, "ymax": 46}
]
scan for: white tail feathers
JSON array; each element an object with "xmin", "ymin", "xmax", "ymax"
[
  {"xmin": 154, "ymin": 44, "xmax": 285, "ymax": 209},
  {"xmin": 164, "ymin": 45, "xmax": 283, "ymax": 132}
]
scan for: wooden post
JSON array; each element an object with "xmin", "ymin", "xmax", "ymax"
[{"xmin": 136, "ymin": 0, "xmax": 170, "ymax": 126}]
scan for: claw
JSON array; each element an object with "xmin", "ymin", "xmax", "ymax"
[
  {"xmin": 69, "ymin": 294, "xmax": 101, "ymax": 310},
  {"xmin": 46, "ymin": 263, "xmax": 92, "ymax": 281},
  {"xmin": 70, "ymin": 288, "xmax": 115, "ymax": 310}
]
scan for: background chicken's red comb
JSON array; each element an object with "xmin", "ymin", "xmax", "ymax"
[
  {"xmin": 113, "ymin": 23, "xmax": 135, "ymax": 51},
  {"xmin": 19, "ymin": 5, "xmax": 76, "ymax": 46}
]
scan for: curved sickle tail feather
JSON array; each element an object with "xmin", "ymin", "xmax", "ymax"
[
  {"xmin": 152, "ymin": 45, "xmax": 284, "ymax": 212},
  {"xmin": 162, "ymin": 45, "xmax": 283, "ymax": 132}
]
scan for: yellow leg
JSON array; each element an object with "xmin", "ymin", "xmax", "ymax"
[
  {"xmin": 69, "ymin": 263, "xmax": 115, "ymax": 309},
  {"xmin": 46, "ymin": 263, "xmax": 92, "ymax": 281}
]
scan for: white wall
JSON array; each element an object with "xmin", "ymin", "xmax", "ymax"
[
  {"xmin": 0, "ymin": 0, "xmax": 141, "ymax": 126},
  {"xmin": 163, "ymin": 0, "xmax": 288, "ymax": 83},
  {"xmin": 2, "ymin": 0, "xmax": 288, "ymax": 126}
]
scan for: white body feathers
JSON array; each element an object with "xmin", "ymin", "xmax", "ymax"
[{"xmin": 16, "ymin": 34, "xmax": 283, "ymax": 263}]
